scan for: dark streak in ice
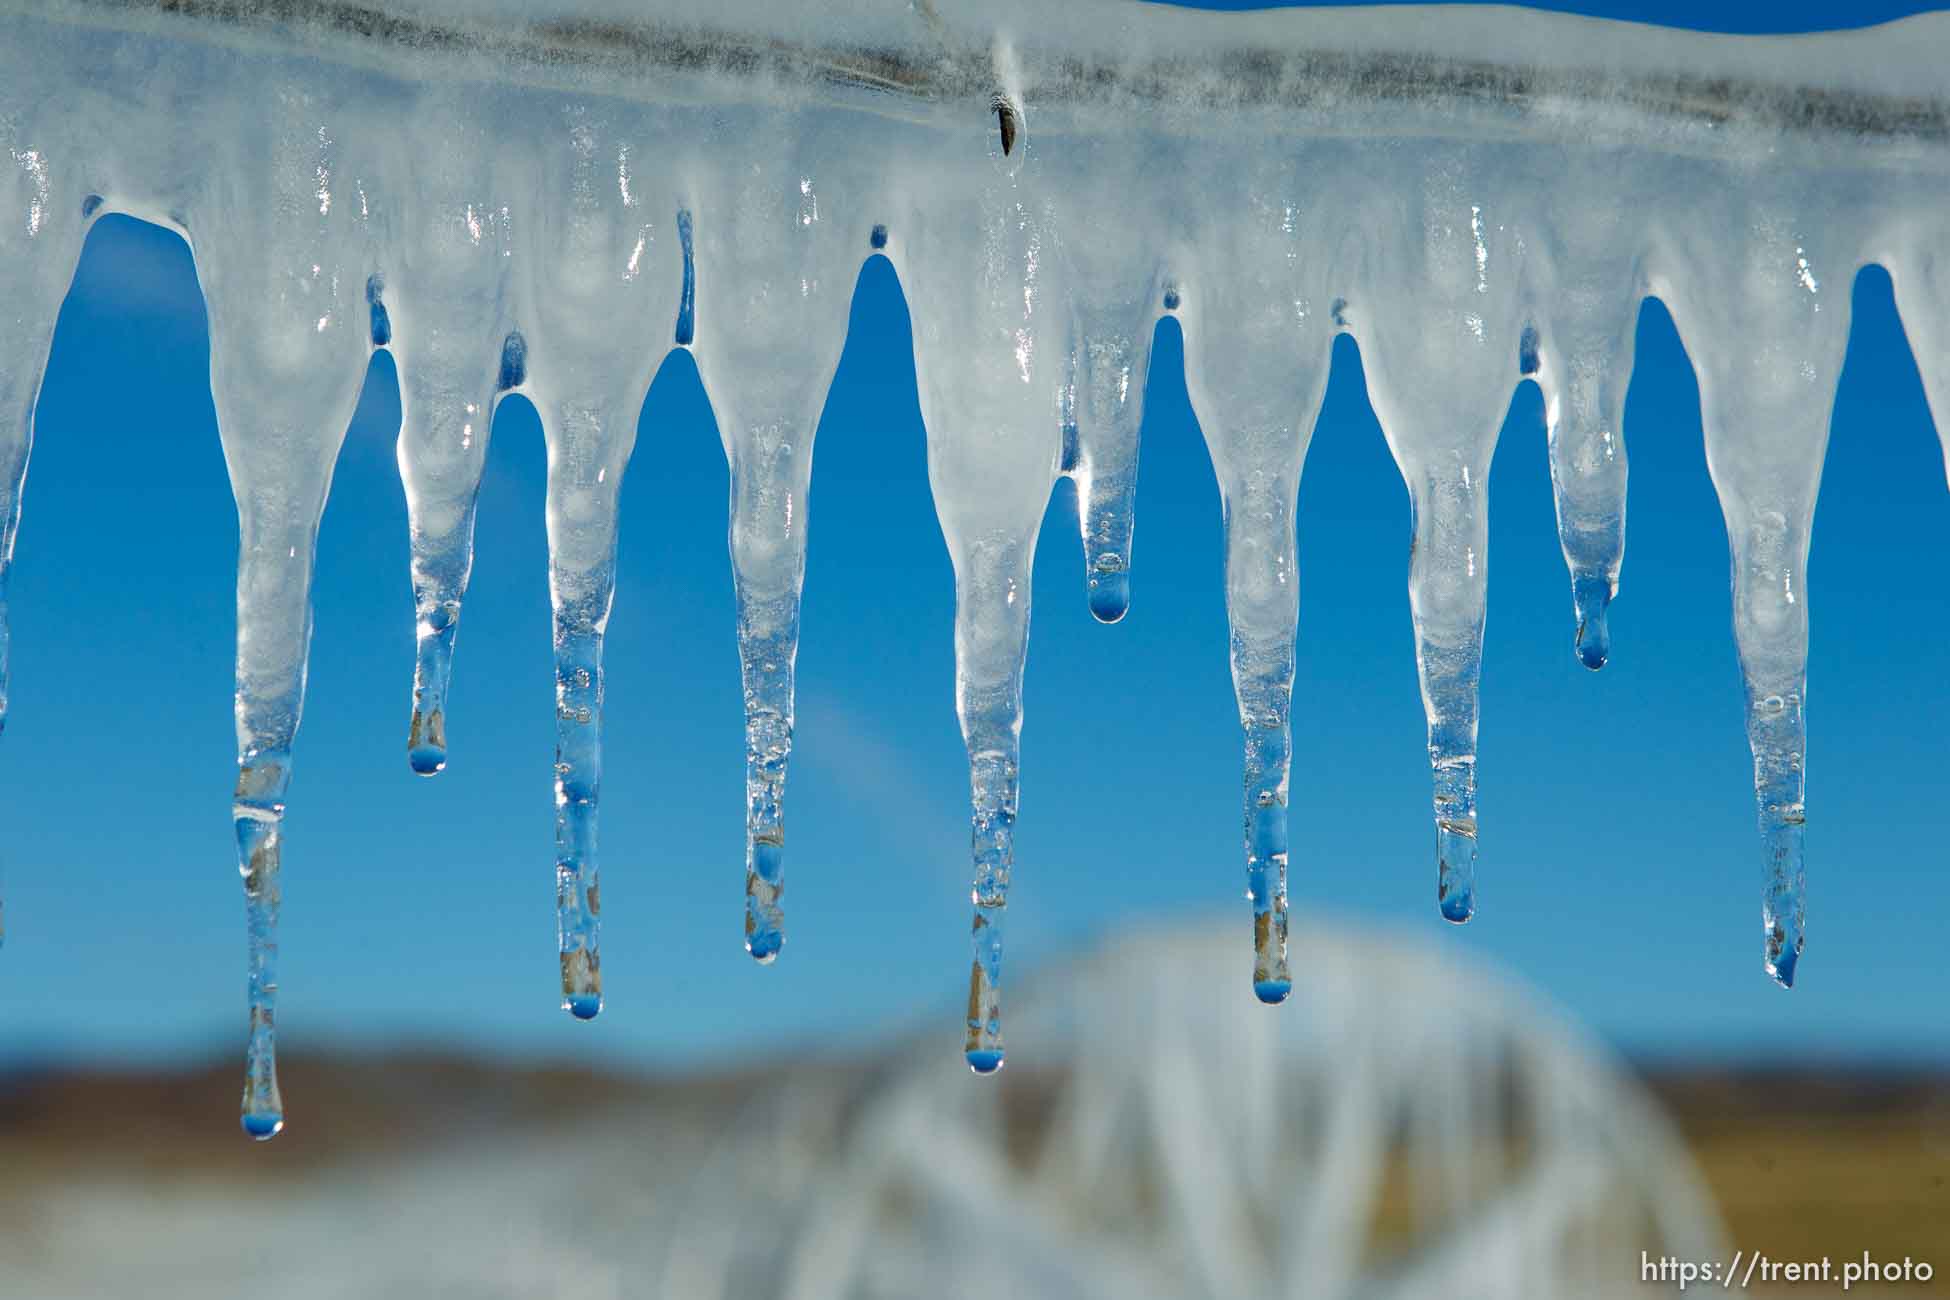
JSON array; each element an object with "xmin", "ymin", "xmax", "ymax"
[
  {"xmin": 498, "ymin": 330, "xmax": 527, "ymax": 389},
  {"xmin": 365, "ymin": 273, "xmax": 391, "ymax": 347},
  {"xmin": 675, "ymin": 207, "xmax": 695, "ymax": 346}
]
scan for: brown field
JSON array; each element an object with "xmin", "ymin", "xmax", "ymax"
[
  {"xmin": 0, "ymin": 1053, "xmax": 1941, "ymax": 1294},
  {"xmin": 1645, "ymin": 1067, "xmax": 1949, "ymax": 1295}
]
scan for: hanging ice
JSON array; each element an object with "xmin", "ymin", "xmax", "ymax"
[
  {"xmin": 898, "ymin": 79, "xmax": 1064, "ymax": 1072},
  {"xmin": 1173, "ymin": 143, "xmax": 1336, "ymax": 1001},
  {"xmin": 195, "ymin": 72, "xmax": 376, "ymax": 1137},
  {"xmin": 685, "ymin": 107, "xmax": 861, "ymax": 965},
  {"xmin": 1356, "ymin": 153, "xmax": 1529, "ymax": 925},
  {"xmin": 2, "ymin": 0, "xmax": 1947, "ymax": 1131},
  {"xmin": 530, "ymin": 104, "xmax": 674, "ymax": 1020},
  {"xmin": 390, "ymin": 89, "xmax": 523, "ymax": 781},
  {"xmin": 0, "ymin": 85, "xmax": 88, "ymax": 963},
  {"xmin": 1657, "ymin": 186, "xmax": 1853, "ymax": 988},
  {"xmin": 1053, "ymin": 117, "xmax": 1163, "ymax": 627},
  {"xmin": 1525, "ymin": 145, "xmax": 1642, "ymax": 675}
]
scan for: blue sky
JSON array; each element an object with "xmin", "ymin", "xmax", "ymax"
[{"xmin": 2, "ymin": 0, "xmax": 1946, "ymax": 1073}]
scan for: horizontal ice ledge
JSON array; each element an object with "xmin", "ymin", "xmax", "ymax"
[{"xmin": 17, "ymin": 0, "xmax": 1950, "ymax": 150}]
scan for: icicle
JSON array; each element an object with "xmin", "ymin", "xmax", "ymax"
[
  {"xmin": 898, "ymin": 75, "xmax": 1063, "ymax": 1073},
  {"xmin": 1049, "ymin": 130, "xmax": 1169, "ymax": 624},
  {"xmin": 1656, "ymin": 188, "xmax": 1852, "ymax": 988},
  {"xmin": 0, "ymin": 121, "xmax": 82, "ymax": 957},
  {"xmin": 685, "ymin": 110, "xmax": 859, "ymax": 964},
  {"xmin": 230, "ymin": 746, "xmax": 288, "ymax": 1139},
  {"xmin": 388, "ymin": 103, "xmax": 522, "ymax": 777},
  {"xmin": 1058, "ymin": 308, "xmax": 1151, "ymax": 622},
  {"xmin": 11, "ymin": 0, "xmax": 1950, "ymax": 1099},
  {"xmin": 0, "ymin": 124, "xmax": 85, "ymax": 739},
  {"xmin": 1527, "ymin": 166, "xmax": 1642, "ymax": 671},
  {"xmin": 547, "ymin": 524, "xmax": 611, "ymax": 1022},
  {"xmin": 522, "ymin": 102, "xmax": 672, "ymax": 1019},
  {"xmin": 952, "ymin": 534, "xmax": 1035, "ymax": 1075},
  {"xmin": 193, "ymin": 87, "xmax": 374, "ymax": 1136},
  {"xmin": 1175, "ymin": 144, "xmax": 1337, "ymax": 1002},
  {"xmin": 1355, "ymin": 150, "xmax": 1526, "ymax": 925},
  {"xmin": 525, "ymin": 384, "xmax": 637, "ymax": 1021}
]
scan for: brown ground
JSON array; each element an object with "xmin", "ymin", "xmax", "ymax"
[
  {"xmin": 1644, "ymin": 1067, "xmax": 1949, "ymax": 1290},
  {"xmin": 0, "ymin": 1050, "xmax": 768, "ymax": 1184},
  {"xmin": 1, "ymin": 1053, "xmax": 1942, "ymax": 1290}
]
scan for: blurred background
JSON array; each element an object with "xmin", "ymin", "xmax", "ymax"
[{"xmin": 1, "ymin": 0, "xmax": 1946, "ymax": 1295}]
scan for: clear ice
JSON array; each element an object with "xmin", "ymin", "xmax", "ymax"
[
  {"xmin": 685, "ymin": 108, "xmax": 859, "ymax": 964},
  {"xmin": 2, "ymin": 0, "xmax": 1947, "ymax": 1125}
]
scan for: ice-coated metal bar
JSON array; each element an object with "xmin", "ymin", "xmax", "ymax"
[{"xmin": 17, "ymin": 0, "xmax": 1950, "ymax": 150}]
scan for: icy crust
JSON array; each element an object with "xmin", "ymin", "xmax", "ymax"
[
  {"xmin": 20, "ymin": 0, "xmax": 1950, "ymax": 139},
  {"xmin": 0, "ymin": 0, "xmax": 1946, "ymax": 1125}
]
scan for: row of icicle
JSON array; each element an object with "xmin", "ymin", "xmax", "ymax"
[{"xmin": 4, "ymin": 22, "xmax": 1948, "ymax": 1141}]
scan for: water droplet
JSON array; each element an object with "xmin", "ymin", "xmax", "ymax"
[
  {"xmin": 241, "ymin": 1110, "xmax": 284, "ymax": 1141},
  {"xmin": 1253, "ymin": 978, "xmax": 1292, "ymax": 1006},
  {"xmin": 1087, "ymin": 571, "xmax": 1131, "ymax": 624}
]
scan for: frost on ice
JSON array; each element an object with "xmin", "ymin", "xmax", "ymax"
[{"xmin": 2, "ymin": 0, "xmax": 1948, "ymax": 1130}]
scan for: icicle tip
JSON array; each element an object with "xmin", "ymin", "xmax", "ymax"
[
  {"xmin": 561, "ymin": 952, "xmax": 603, "ymax": 1020},
  {"xmin": 1765, "ymin": 916, "xmax": 1803, "ymax": 989},
  {"xmin": 1436, "ymin": 834, "xmax": 1476, "ymax": 924},
  {"xmin": 240, "ymin": 1111, "xmax": 284, "ymax": 1141},
  {"xmin": 966, "ymin": 1049, "xmax": 1005, "ymax": 1075},
  {"xmin": 1086, "ymin": 568, "xmax": 1130, "ymax": 624},
  {"xmin": 965, "ymin": 958, "xmax": 1004, "ymax": 1074},
  {"xmin": 407, "ymin": 707, "xmax": 447, "ymax": 776},
  {"xmin": 1573, "ymin": 575, "xmax": 1613, "ymax": 672},
  {"xmin": 744, "ymin": 825, "xmax": 786, "ymax": 963}
]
